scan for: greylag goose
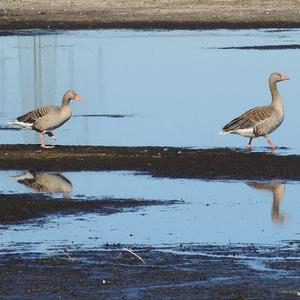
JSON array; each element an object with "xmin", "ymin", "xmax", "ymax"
[
  {"xmin": 246, "ymin": 182, "xmax": 287, "ymax": 224},
  {"xmin": 220, "ymin": 72, "xmax": 289, "ymax": 150},
  {"xmin": 12, "ymin": 171, "xmax": 73, "ymax": 194},
  {"xmin": 9, "ymin": 90, "xmax": 81, "ymax": 148}
]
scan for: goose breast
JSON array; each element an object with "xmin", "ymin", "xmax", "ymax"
[{"xmin": 34, "ymin": 106, "xmax": 72, "ymax": 132}]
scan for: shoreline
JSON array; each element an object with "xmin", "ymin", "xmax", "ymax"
[
  {"xmin": 1, "ymin": 145, "xmax": 300, "ymax": 180},
  {"xmin": 2, "ymin": 20, "xmax": 300, "ymax": 31},
  {"xmin": 2, "ymin": 3, "xmax": 300, "ymax": 298},
  {"xmin": 1, "ymin": 1, "xmax": 300, "ymax": 30},
  {"xmin": 1, "ymin": 242, "xmax": 300, "ymax": 299}
]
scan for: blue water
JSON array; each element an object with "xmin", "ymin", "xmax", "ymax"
[
  {"xmin": 1, "ymin": 29, "xmax": 300, "ymax": 254},
  {"xmin": 1, "ymin": 170, "xmax": 300, "ymax": 253},
  {"xmin": 0, "ymin": 29, "xmax": 299, "ymax": 152}
]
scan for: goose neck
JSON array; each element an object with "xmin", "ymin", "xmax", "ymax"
[
  {"xmin": 61, "ymin": 97, "xmax": 71, "ymax": 108},
  {"xmin": 269, "ymin": 79, "xmax": 282, "ymax": 109}
]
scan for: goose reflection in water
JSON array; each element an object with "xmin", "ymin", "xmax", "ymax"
[
  {"xmin": 246, "ymin": 182, "xmax": 288, "ymax": 224},
  {"xmin": 12, "ymin": 171, "xmax": 73, "ymax": 195}
]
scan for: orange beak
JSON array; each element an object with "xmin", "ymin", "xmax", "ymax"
[
  {"xmin": 281, "ymin": 75, "xmax": 290, "ymax": 81},
  {"xmin": 75, "ymin": 94, "xmax": 81, "ymax": 101}
]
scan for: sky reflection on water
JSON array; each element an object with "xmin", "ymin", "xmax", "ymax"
[
  {"xmin": 1, "ymin": 29, "xmax": 300, "ymax": 253},
  {"xmin": 0, "ymin": 29, "xmax": 300, "ymax": 152},
  {"xmin": 1, "ymin": 170, "xmax": 300, "ymax": 253}
]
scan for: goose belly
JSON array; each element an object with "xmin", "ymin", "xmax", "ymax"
[
  {"xmin": 254, "ymin": 115, "xmax": 284, "ymax": 137},
  {"xmin": 267, "ymin": 117, "xmax": 284, "ymax": 135},
  {"xmin": 230, "ymin": 128, "xmax": 255, "ymax": 137},
  {"xmin": 34, "ymin": 111, "xmax": 71, "ymax": 132},
  {"xmin": 47, "ymin": 116, "xmax": 71, "ymax": 131}
]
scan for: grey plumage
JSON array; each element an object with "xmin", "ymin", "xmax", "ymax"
[
  {"xmin": 12, "ymin": 171, "xmax": 73, "ymax": 194},
  {"xmin": 9, "ymin": 90, "xmax": 81, "ymax": 148},
  {"xmin": 220, "ymin": 72, "xmax": 289, "ymax": 150},
  {"xmin": 246, "ymin": 182, "xmax": 287, "ymax": 224}
]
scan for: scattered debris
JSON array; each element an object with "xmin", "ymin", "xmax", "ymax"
[
  {"xmin": 62, "ymin": 248, "xmax": 76, "ymax": 262},
  {"xmin": 119, "ymin": 247, "xmax": 146, "ymax": 263}
]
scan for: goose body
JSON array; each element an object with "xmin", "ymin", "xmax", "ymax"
[
  {"xmin": 13, "ymin": 171, "xmax": 73, "ymax": 194},
  {"xmin": 246, "ymin": 182, "xmax": 287, "ymax": 224},
  {"xmin": 9, "ymin": 90, "xmax": 81, "ymax": 148},
  {"xmin": 220, "ymin": 72, "xmax": 289, "ymax": 150}
]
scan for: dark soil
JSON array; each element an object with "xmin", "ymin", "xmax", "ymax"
[
  {"xmin": 0, "ymin": 144, "xmax": 300, "ymax": 180},
  {"xmin": 0, "ymin": 193, "xmax": 178, "ymax": 224},
  {"xmin": 1, "ymin": 243, "xmax": 300, "ymax": 299},
  {"xmin": 2, "ymin": 3, "xmax": 300, "ymax": 297},
  {"xmin": 222, "ymin": 44, "xmax": 300, "ymax": 50}
]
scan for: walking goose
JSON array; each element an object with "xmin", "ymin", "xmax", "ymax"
[
  {"xmin": 9, "ymin": 90, "xmax": 81, "ymax": 148},
  {"xmin": 12, "ymin": 171, "xmax": 73, "ymax": 194},
  {"xmin": 220, "ymin": 72, "xmax": 289, "ymax": 150},
  {"xmin": 246, "ymin": 182, "xmax": 287, "ymax": 224}
]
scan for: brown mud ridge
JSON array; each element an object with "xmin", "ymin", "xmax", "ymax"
[
  {"xmin": 0, "ymin": 144, "xmax": 300, "ymax": 180},
  {"xmin": 1, "ymin": 243, "xmax": 300, "ymax": 299},
  {"xmin": 1, "ymin": 0, "xmax": 300, "ymax": 30},
  {"xmin": 0, "ymin": 193, "xmax": 178, "ymax": 224}
]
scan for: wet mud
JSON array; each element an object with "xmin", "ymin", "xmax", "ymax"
[
  {"xmin": 221, "ymin": 44, "xmax": 300, "ymax": 50},
  {"xmin": 0, "ymin": 193, "xmax": 178, "ymax": 224},
  {"xmin": 1, "ymin": 243, "xmax": 300, "ymax": 299},
  {"xmin": 1, "ymin": 3, "xmax": 299, "ymax": 296},
  {"xmin": 0, "ymin": 144, "xmax": 300, "ymax": 180},
  {"xmin": 73, "ymin": 114, "xmax": 134, "ymax": 118},
  {"xmin": 2, "ymin": 145, "xmax": 299, "ymax": 298}
]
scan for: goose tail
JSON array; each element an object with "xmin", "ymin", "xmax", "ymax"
[{"xmin": 8, "ymin": 120, "xmax": 33, "ymax": 129}]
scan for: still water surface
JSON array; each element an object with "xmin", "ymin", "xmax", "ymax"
[
  {"xmin": 0, "ymin": 29, "xmax": 300, "ymax": 151},
  {"xmin": 1, "ymin": 29, "xmax": 300, "ymax": 254},
  {"xmin": 1, "ymin": 171, "xmax": 300, "ymax": 253}
]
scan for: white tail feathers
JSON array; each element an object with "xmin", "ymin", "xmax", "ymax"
[
  {"xmin": 219, "ymin": 128, "xmax": 254, "ymax": 137},
  {"xmin": 219, "ymin": 130, "xmax": 229, "ymax": 135},
  {"xmin": 11, "ymin": 171, "xmax": 34, "ymax": 181},
  {"xmin": 8, "ymin": 120, "xmax": 33, "ymax": 129}
]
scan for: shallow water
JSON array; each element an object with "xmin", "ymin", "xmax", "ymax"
[
  {"xmin": 1, "ymin": 29, "xmax": 300, "ymax": 255},
  {"xmin": 0, "ymin": 29, "xmax": 299, "ymax": 152},
  {"xmin": 1, "ymin": 170, "xmax": 300, "ymax": 253}
]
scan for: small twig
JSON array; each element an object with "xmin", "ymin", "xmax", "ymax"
[
  {"xmin": 122, "ymin": 247, "xmax": 145, "ymax": 263},
  {"xmin": 250, "ymin": 243, "xmax": 258, "ymax": 253},
  {"xmin": 62, "ymin": 249, "xmax": 76, "ymax": 262}
]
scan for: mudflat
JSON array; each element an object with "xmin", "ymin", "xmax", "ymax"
[
  {"xmin": 0, "ymin": 193, "xmax": 179, "ymax": 224},
  {"xmin": 2, "ymin": 3, "xmax": 300, "ymax": 299},
  {"xmin": 0, "ymin": 144, "xmax": 299, "ymax": 180},
  {"xmin": 1, "ymin": 0, "xmax": 300, "ymax": 29},
  {"xmin": 1, "ymin": 243, "xmax": 300, "ymax": 299}
]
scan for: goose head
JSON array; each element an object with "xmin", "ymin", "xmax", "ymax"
[
  {"xmin": 270, "ymin": 72, "xmax": 289, "ymax": 83},
  {"xmin": 63, "ymin": 90, "xmax": 81, "ymax": 101}
]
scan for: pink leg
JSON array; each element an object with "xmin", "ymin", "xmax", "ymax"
[
  {"xmin": 246, "ymin": 137, "xmax": 253, "ymax": 151},
  {"xmin": 40, "ymin": 133, "xmax": 54, "ymax": 149},
  {"xmin": 265, "ymin": 136, "xmax": 275, "ymax": 151}
]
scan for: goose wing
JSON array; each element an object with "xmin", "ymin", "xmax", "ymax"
[
  {"xmin": 246, "ymin": 182, "xmax": 278, "ymax": 191},
  {"xmin": 222, "ymin": 105, "xmax": 272, "ymax": 132},
  {"xmin": 17, "ymin": 106, "xmax": 58, "ymax": 124}
]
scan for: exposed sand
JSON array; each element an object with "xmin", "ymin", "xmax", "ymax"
[
  {"xmin": 1, "ymin": 3, "xmax": 300, "ymax": 299},
  {"xmin": 0, "ymin": 0, "xmax": 300, "ymax": 29}
]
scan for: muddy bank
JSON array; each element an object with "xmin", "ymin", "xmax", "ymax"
[
  {"xmin": 1, "ymin": 243, "xmax": 300, "ymax": 299},
  {"xmin": 1, "ymin": 0, "xmax": 300, "ymax": 30},
  {"xmin": 0, "ymin": 193, "xmax": 178, "ymax": 224},
  {"xmin": 0, "ymin": 144, "xmax": 300, "ymax": 180}
]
